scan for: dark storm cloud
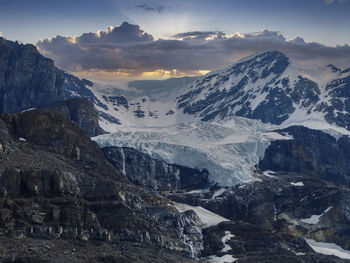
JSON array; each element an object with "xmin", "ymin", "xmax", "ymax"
[
  {"xmin": 37, "ymin": 23, "xmax": 350, "ymax": 77},
  {"xmin": 173, "ymin": 31, "xmax": 226, "ymax": 40}
]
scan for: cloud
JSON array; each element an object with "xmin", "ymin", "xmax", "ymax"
[
  {"xmin": 173, "ymin": 31, "xmax": 226, "ymax": 40},
  {"xmin": 0, "ymin": 32, "xmax": 2, "ymax": 37},
  {"xmin": 131, "ymin": 4, "xmax": 170, "ymax": 13},
  {"xmin": 325, "ymin": 0, "xmax": 346, "ymax": 4},
  {"xmin": 37, "ymin": 22, "xmax": 350, "ymax": 80}
]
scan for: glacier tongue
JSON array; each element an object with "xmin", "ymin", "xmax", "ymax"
[{"xmin": 93, "ymin": 117, "xmax": 291, "ymax": 186}]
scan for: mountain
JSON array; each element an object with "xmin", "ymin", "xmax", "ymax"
[
  {"xmin": 91, "ymin": 50, "xmax": 350, "ymax": 186},
  {"xmin": 89, "ymin": 50, "xmax": 350, "ymax": 137},
  {"xmin": 0, "ymin": 37, "xmax": 106, "ymax": 136},
  {"xmin": 177, "ymin": 50, "xmax": 350, "ymax": 130},
  {"xmin": 88, "ymin": 51, "xmax": 350, "ymax": 261}
]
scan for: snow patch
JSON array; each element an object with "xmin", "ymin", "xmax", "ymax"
[
  {"xmin": 305, "ymin": 239, "xmax": 350, "ymax": 259},
  {"xmin": 186, "ymin": 189, "xmax": 210, "ymax": 194},
  {"xmin": 206, "ymin": 255, "xmax": 237, "ymax": 263},
  {"xmin": 120, "ymin": 148, "xmax": 126, "ymax": 176},
  {"xmin": 18, "ymin": 137, "xmax": 26, "ymax": 142},
  {"xmin": 173, "ymin": 202, "xmax": 230, "ymax": 228},
  {"xmin": 262, "ymin": 170, "xmax": 277, "ymax": 179},
  {"xmin": 291, "ymin": 182, "xmax": 304, "ymax": 187},
  {"xmin": 300, "ymin": 207, "xmax": 333, "ymax": 225},
  {"xmin": 221, "ymin": 231, "xmax": 235, "ymax": 253},
  {"xmin": 282, "ymin": 117, "xmax": 350, "ymax": 141},
  {"xmin": 212, "ymin": 188, "xmax": 226, "ymax": 199},
  {"xmin": 21, "ymin": 108, "xmax": 36, "ymax": 113}
]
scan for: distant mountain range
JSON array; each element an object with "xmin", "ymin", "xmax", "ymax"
[{"xmin": 85, "ymin": 50, "xmax": 350, "ymax": 136}]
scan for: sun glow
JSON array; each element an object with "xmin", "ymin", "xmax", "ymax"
[
  {"xmin": 197, "ymin": 70, "xmax": 211, "ymax": 75},
  {"xmin": 141, "ymin": 69, "xmax": 211, "ymax": 79},
  {"xmin": 72, "ymin": 68, "xmax": 212, "ymax": 81}
]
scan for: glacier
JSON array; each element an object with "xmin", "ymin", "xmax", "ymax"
[
  {"xmin": 93, "ymin": 117, "xmax": 291, "ymax": 186},
  {"xmin": 87, "ymin": 50, "xmax": 350, "ymax": 186}
]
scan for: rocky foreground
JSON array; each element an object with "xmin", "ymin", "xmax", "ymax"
[
  {"xmin": 0, "ymin": 109, "xmax": 348, "ymax": 262},
  {"xmin": 0, "ymin": 110, "xmax": 200, "ymax": 262}
]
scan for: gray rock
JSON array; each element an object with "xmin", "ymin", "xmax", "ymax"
[
  {"xmin": 0, "ymin": 37, "xmax": 105, "ymax": 136},
  {"xmin": 45, "ymin": 98, "xmax": 105, "ymax": 137},
  {"xmin": 0, "ymin": 38, "xmax": 64, "ymax": 113},
  {"xmin": 259, "ymin": 125, "xmax": 350, "ymax": 186},
  {"xmin": 102, "ymin": 146, "xmax": 209, "ymax": 192}
]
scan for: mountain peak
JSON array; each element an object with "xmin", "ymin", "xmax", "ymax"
[
  {"xmin": 235, "ymin": 50, "xmax": 288, "ymax": 66},
  {"xmin": 223, "ymin": 50, "xmax": 290, "ymax": 82}
]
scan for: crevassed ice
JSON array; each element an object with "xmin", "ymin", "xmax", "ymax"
[{"xmin": 93, "ymin": 117, "xmax": 291, "ymax": 186}]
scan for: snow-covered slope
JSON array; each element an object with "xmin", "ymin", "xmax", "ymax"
[
  {"xmin": 85, "ymin": 77, "xmax": 199, "ymax": 132},
  {"xmin": 174, "ymin": 202, "xmax": 230, "ymax": 228},
  {"xmin": 75, "ymin": 50, "xmax": 350, "ymax": 136},
  {"xmin": 93, "ymin": 117, "xmax": 291, "ymax": 185},
  {"xmin": 177, "ymin": 50, "xmax": 350, "ymax": 131}
]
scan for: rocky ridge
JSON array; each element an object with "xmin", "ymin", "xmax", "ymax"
[
  {"xmin": 0, "ymin": 37, "xmax": 104, "ymax": 136},
  {"xmin": 0, "ymin": 109, "xmax": 201, "ymax": 262}
]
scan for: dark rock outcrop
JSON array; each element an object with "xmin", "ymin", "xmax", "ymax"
[
  {"xmin": 202, "ymin": 221, "xmax": 349, "ymax": 263},
  {"xmin": 102, "ymin": 95, "xmax": 129, "ymax": 110},
  {"xmin": 168, "ymin": 173, "xmax": 350, "ymax": 262},
  {"xmin": 259, "ymin": 125, "xmax": 350, "ymax": 186},
  {"xmin": 0, "ymin": 109, "xmax": 199, "ymax": 262},
  {"xmin": 44, "ymin": 98, "xmax": 105, "ymax": 137},
  {"xmin": 0, "ymin": 38, "xmax": 65, "ymax": 114},
  {"xmin": 0, "ymin": 38, "xmax": 105, "ymax": 136},
  {"xmin": 102, "ymin": 146, "xmax": 210, "ymax": 192}
]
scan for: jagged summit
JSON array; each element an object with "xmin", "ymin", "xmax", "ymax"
[
  {"xmin": 234, "ymin": 50, "xmax": 289, "ymax": 66},
  {"xmin": 202, "ymin": 50, "xmax": 289, "ymax": 81}
]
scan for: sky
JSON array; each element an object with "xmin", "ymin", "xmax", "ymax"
[{"xmin": 1, "ymin": 0, "xmax": 350, "ymax": 80}]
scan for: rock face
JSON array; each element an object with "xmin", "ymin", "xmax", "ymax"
[
  {"xmin": 102, "ymin": 146, "xmax": 209, "ymax": 192},
  {"xmin": 0, "ymin": 109, "xmax": 200, "ymax": 262},
  {"xmin": 168, "ymin": 173, "xmax": 350, "ymax": 262},
  {"xmin": 202, "ymin": 221, "xmax": 349, "ymax": 263},
  {"xmin": 0, "ymin": 38, "xmax": 65, "ymax": 113},
  {"xmin": 259, "ymin": 126, "xmax": 350, "ymax": 186},
  {"xmin": 45, "ymin": 98, "xmax": 105, "ymax": 137},
  {"xmin": 0, "ymin": 37, "xmax": 105, "ymax": 136}
]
